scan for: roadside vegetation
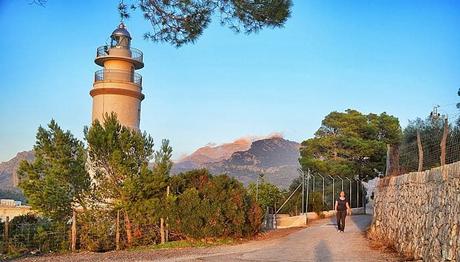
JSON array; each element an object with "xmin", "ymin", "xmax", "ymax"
[{"xmin": 4, "ymin": 113, "xmax": 262, "ymax": 258}]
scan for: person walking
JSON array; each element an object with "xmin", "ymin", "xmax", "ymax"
[{"xmin": 335, "ymin": 191, "xmax": 351, "ymax": 232}]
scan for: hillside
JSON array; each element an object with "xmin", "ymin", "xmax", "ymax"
[
  {"xmin": 0, "ymin": 151, "xmax": 34, "ymax": 189},
  {"xmin": 173, "ymin": 137, "xmax": 301, "ymax": 188}
]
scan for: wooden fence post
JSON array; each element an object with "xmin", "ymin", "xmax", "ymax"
[
  {"xmin": 440, "ymin": 117, "xmax": 448, "ymax": 166},
  {"xmin": 166, "ymin": 186, "xmax": 169, "ymax": 243},
  {"xmin": 116, "ymin": 210, "xmax": 120, "ymax": 250},
  {"xmin": 385, "ymin": 144, "xmax": 390, "ymax": 176},
  {"xmin": 4, "ymin": 216, "xmax": 9, "ymax": 254},
  {"xmin": 160, "ymin": 218, "xmax": 165, "ymax": 244},
  {"xmin": 71, "ymin": 209, "xmax": 77, "ymax": 252},
  {"xmin": 385, "ymin": 144, "xmax": 400, "ymax": 176},
  {"xmin": 417, "ymin": 130, "xmax": 424, "ymax": 172}
]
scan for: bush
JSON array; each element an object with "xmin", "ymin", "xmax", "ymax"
[
  {"xmin": 78, "ymin": 209, "xmax": 116, "ymax": 252},
  {"xmin": 168, "ymin": 169, "xmax": 262, "ymax": 239},
  {"xmin": 309, "ymin": 192, "xmax": 327, "ymax": 216}
]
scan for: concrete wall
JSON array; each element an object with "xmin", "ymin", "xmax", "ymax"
[
  {"xmin": 370, "ymin": 162, "xmax": 460, "ymax": 261},
  {"xmin": 276, "ymin": 207, "xmax": 364, "ymax": 228},
  {"xmin": 0, "ymin": 206, "xmax": 32, "ymax": 222}
]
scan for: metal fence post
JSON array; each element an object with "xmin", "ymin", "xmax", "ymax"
[
  {"xmin": 327, "ymin": 175, "xmax": 335, "ymax": 210},
  {"xmin": 306, "ymin": 170, "xmax": 310, "ymax": 224},
  {"xmin": 362, "ymin": 180, "xmax": 366, "ymax": 214},
  {"xmin": 356, "ymin": 178, "xmax": 360, "ymax": 208},
  {"xmin": 338, "ymin": 176, "xmax": 344, "ymax": 191},
  {"xmin": 300, "ymin": 169, "xmax": 305, "ymax": 214},
  {"xmin": 317, "ymin": 174, "xmax": 325, "ymax": 206},
  {"xmin": 345, "ymin": 177, "xmax": 352, "ymax": 208}
]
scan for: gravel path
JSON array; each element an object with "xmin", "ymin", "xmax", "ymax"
[{"xmin": 18, "ymin": 214, "xmax": 399, "ymax": 262}]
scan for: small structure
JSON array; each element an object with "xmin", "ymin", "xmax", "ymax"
[
  {"xmin": 0, "ymin": 199, "xmax": 32, "ymax": 221},
  {"xmin": 90, "ymin": 23, "xmax": 145, "ymax": 129}
]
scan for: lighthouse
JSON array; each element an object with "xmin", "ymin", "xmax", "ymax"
[{"xmin": 90, "ymin": 23, "xmax": 144, "ymax": 129}]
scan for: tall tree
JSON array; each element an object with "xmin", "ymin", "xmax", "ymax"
[
  {"xmin": 18, "ymin": 120, "xmax": 90, "ymax": 222},
  {"xmin": 247, "ymin": 181, "xmax": 282, "ymax": 212},
  {"xmin": 84, "ymin": 113, "xmax": 154, "ymax": 246},
  {"xmin": 299, "ymin": 109, "xmax": 402, "ymax": 180},
  {"xmin": 35, "ymin": 0, "xmax": 292, "ymax": 47}
]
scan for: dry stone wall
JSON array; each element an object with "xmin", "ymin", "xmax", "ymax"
[{"xmin": 370, "ymin": 162, "xmax": 460, "ymax": 261}]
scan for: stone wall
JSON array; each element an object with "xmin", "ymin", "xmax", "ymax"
[{"xmin": 370, "ymin": 162, "xmax": 460, "ymax": 261}]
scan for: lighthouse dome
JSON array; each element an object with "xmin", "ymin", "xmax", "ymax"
[
  {"xmin": 110, "ymin": 23, "xmax": 131, "ymax": 48},
  {"xmin": 111, "ymin": 23, "xmax": 132, "ymax": 39}
]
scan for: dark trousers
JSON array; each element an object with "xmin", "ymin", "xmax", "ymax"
[{"xmin": 336, "ymin": 210, "xmax": 347, "ymax": 231}]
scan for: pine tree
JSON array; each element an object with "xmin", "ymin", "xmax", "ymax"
[
  {"xmin": 18, "ymin": 120, "xmax": 90, "ymax": 222},
  {"xmin": 84, "ymin": 113, "xmax": 154, "ymax": 246}
]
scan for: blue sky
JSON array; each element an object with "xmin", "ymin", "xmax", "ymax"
[{"xmin": 0, "ymin": 0, "xmax": 459, "ymax": 162}]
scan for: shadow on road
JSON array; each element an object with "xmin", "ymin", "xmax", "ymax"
[
  {"xmin": 314, "ymin": 240, "xmax": 332, "ymax": 262},
  {"xmin": 349, "ymin": 214, "xmax": 373, "ymax": 231}
]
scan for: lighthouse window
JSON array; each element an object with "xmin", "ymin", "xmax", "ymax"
[{"xmin": 111, "ymin": 36, "xmax": 130, "ymax": 48}]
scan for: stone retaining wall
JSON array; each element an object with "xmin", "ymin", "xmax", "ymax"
[{"xmin": 370, "ymin": 162, "xmax": 460, "ymax": 261}]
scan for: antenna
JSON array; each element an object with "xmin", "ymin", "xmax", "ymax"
[{"xmin": 430, "ymin": 105, "xmax": 441, "ymax": 121}]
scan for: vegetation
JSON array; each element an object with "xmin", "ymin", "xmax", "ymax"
[
  {"xmin": 169, "ymin": 169, "xmax": 263, "ymax": 239},
  {"xmin": 84, "ymin": 113, "xmax": 155, "ymax": 247},
  {"xmin": 247, "ymin": 181, "xmax": 283, "ymax": 213},
  {"xmin": 299, "ymin": 109, "xmax": 402, "ymax": 180},
  {"xmin": 33, "ymin": 0, "xmax": 292, "ymax": 47},
  {"xmin": 10, "ymin": 115, "xmax": 264, "ymax": 255},
  {"xmin": 17, "ymin": 120, "xmax": 90, "ymax": 222}
]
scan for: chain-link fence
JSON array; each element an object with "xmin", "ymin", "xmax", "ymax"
[{"xmin": 275, "ymin": 171, "xmax": 365, "ymax": 220}]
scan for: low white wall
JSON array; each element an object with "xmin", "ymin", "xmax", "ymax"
[{"xmin": 276, "ymin": 207, "xmax": 364, "ymax": 228}]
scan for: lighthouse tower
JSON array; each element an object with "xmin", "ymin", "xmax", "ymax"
[{"xmin": 90, "ymin": 23, "xmax": 144, "ymax": 129}]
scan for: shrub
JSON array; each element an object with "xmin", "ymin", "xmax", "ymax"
[
  {"xmin": 78, "ymin": 209, "xmax": 116, "ymax": 252},
  {"xmin": 309, "ymin": 192, "xmax": 327, "ymax": 216},
  {"xmin": 168, "ymin": 169, "xmax": 263, "ymax": 239}
]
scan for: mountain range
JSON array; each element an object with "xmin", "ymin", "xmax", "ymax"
[
  {"xmin": 0, "ymin": 136, "xmax": 301, "ymax": 193},
  {"xmin": 0, "ymin": 151, "xmax": 34, "ymax": 190},
  {"xmin": 172, "ymin": 136, "xmax": 301, "ymax": 188}
]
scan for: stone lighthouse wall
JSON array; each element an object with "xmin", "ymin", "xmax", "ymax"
[{"xmin": 369, "ymin": 162, "xmax": 460, "ymax": 261}]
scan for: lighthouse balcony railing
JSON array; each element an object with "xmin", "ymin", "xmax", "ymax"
[
  {"xmin": 96, "ymin": 45, "xmax": 143, "ymax": 64},
  {"xmin": 94, "ymin": 69, "xmax": 142, "ymax": 86}
]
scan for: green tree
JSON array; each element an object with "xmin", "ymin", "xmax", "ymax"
[
  {"xmin": 18, "ymin": 120, "xmax": 90, "ymax": 222},
  {"xmin": 299, "ymin": 109, "xmax": 402, "ymax": 180},
  {"xmin": 129, "ymin": 139, "xmax": 173, "ymax": 245},
  {"xmin": 34, "ymin": 0, "xmax": 292, "ymax": 47},
  {"xmin": 247, "ymin": 181, "xmax": 282, "ymax": 212},
  {"xmin": 84, "ymin": 113, "xmax": 154, "ymax": 246}
]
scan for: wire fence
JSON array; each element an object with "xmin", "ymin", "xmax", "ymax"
[
  {"xmin": 397, "ymin": 122, "xmax": 460, "ymax": 175},
  {"xmin": 0, "ymin": 218, "xmax": 69, "ymax": 255},
  {"xmin": 275, "ymin": 172, "xmax": 365, "ymax": 218},
  {"xmin": 0, "ymin": 213, "xmax": 170, "ymax": 256}
]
